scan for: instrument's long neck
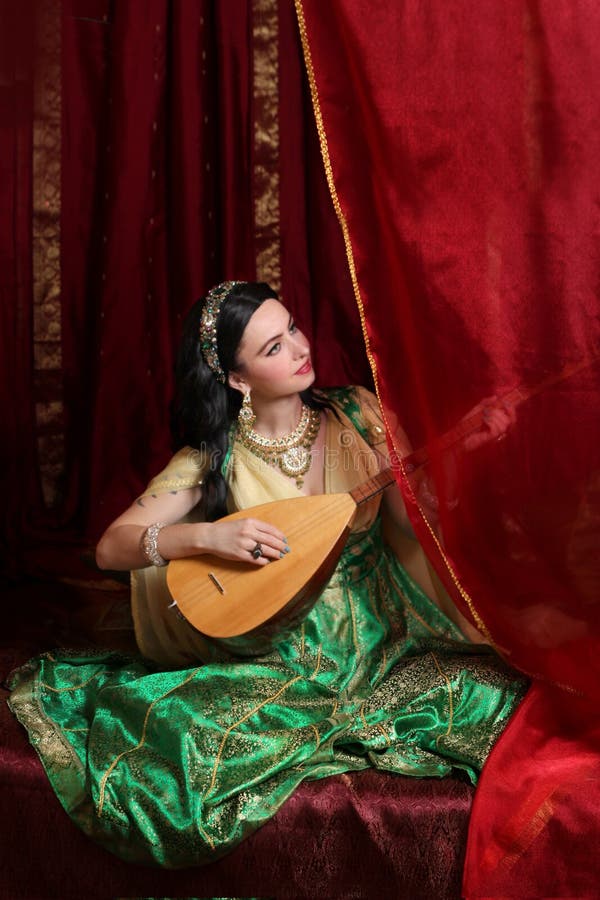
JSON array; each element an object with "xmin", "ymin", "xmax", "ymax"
[{"xmin": 349, "ymin": 468, "xmax": 396, "ymax": 505}]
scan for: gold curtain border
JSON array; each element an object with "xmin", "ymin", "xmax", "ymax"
[
  {"xmin": 293, "ymin": 0, "xmax": 496, "ymax": 647},
  {"xmin": 252, "ymin": 0, "xmax": 281, "ymax": 291},
  {"xmin": 33, "ymin": 0, "xmax": 63, "ymax": 508}
]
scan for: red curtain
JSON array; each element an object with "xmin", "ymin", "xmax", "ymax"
[
  {"xmin": 297, "ymin": 1, "xmax": 600, "ymax": 894},
  {"xmin": 0, "ymin": 0, "xmax": 37, "ymax": 568}
]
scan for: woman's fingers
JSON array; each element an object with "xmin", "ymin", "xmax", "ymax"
[
  {"xmin": 462, "ymin": 400, "xmax": 516, "ymax": 451},
  {"xmin": 251, "ymin": 520, "xmax": 290, "ymax": 562},
  {"xmin": 485, "ymin": 408, "xmax": 510, "ymax": 435},
  {"xmin": 210, "ymin": 518, "xmax": 289, "ymax": 565}
]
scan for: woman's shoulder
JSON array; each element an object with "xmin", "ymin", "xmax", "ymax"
[
  {"xmin": 319, "ymin": 385, "xmax": 386, "ymax": 446},
  {"xmin": 141, "ymin": 446, "xmax": 209, "ymax": 498}
]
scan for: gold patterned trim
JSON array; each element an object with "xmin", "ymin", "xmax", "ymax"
[
  {"xmin": 359, "ymin": 700, "xmax": 368, "ymax": 730},
  {"xmin": 252, "ymin": 0, "xmax": 281, "ymax": 290},
  {"xmin": 33, "ymin": 0, "xmax": 64, "ymax": 508},
  {"xmin": 497, "ymin": 795, "xmax": 555, "ymax": 873},
  {"xmin": 294, "ymin": 0, "xmax": 495, "ymax": 647},
  {"xmin": 41, "ymin": 671, "xmax": 111, "ymax": 694},
  {"xmin": 430, "ymin": 651, "xmax": 454, "ymax": 745},
  {"xmin": 9, "ymin": 668, "xmax": 85, "ymax": 775},
  {"xmin": 377, "ymin": 723, "xmax": 392, "ymax": 746},
  {"xmin": 360, "ymin": 700, "xmax": 391, "ymax": 747},
  {"xmin": 309, "ymin": 645, "xmax": 322, "ymax": 679},
  {"xmin": 309, "ymin": 723, "xmax": 321, "ymax": 749},
  {"xmin": 198, "ymin": 822, "xmax": 216, "ymax": 851}
]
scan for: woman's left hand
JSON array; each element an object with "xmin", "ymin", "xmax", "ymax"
[{"xmin": 461, "ymin": 394, "xmax": 516, "ymax": 452}]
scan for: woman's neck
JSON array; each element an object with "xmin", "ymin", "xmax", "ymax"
[{"xmin": 250, "ymin": 394, "xmax": 304, "ymax": 439}]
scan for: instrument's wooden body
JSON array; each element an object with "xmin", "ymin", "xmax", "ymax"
[{"xmin": 167, "ymin": 492, "xmax": 358, "ymax": 655}]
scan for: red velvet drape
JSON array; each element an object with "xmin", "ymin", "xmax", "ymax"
[{"xmin": 297, "ymin": 1, "xmax": 600, "ymax": 894}]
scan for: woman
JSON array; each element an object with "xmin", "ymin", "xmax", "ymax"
[{"xmin": 9, "ymin": 281, "xmax": 526, "ymax": 867}]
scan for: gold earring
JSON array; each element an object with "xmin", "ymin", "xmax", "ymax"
[{"xmin": 238, "ymin": 391, "xmax": 256, "ymax": 428}]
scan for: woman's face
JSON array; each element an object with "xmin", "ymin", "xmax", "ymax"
[{"xmin": 230, "ymin": 298, "xmax": 314, "ymax": 400}]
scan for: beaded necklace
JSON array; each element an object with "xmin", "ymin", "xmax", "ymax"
[{"xmin": 236, "ymin": 404, "xmax": 321, "ymax": 488}]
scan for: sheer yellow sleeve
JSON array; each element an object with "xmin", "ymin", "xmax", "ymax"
[
  {"xmin": 132, "ymin": 446, "xmax": 213, "ymax": 667},
  {"xmin": 139, "ymin": 446, "xmax": 208, "ymax": 498}
]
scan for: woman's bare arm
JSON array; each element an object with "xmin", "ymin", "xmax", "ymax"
[
  {"xmin": 95, "ymin": 486, "xmax": 203, "ymax": 570},
  {"xmin": 95, "ymin": 485, "xmax": 288, "ymax": 571}
]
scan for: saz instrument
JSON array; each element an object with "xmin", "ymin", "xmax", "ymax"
[{"xmin": 166, "ymin": 468, "xmax": 395, "ymax": 656}]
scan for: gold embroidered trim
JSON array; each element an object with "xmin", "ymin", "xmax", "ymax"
[
  {"xmin": 430, "ymin": 652, "xmax": 454, "ymax": 744},
  {"xmin": 41, "ymin": 671, "xmax": 110, "ymax": 694},
  {"xmin": 497, "ymin": 795, "xmax": 555, "ymax": 874},
  {"xmin": 198, "ymin": 822, "xmax": 216, "ymax": 851},
  {"xmin": 377, "ymin": 723, "xmax": 391, "ymax": 746},
  {"xmin": 33, "ymin": 0, "xmax": 64, "ymax": 508},
  {"xmin": 310, "ymin": 645, "xmax": 322, "ymax": 679},
  {"xmin": 98, "ymin": 667, "xmax": 201, "ymax": 815},
  {"xmin": 252, "ymin": 0, "xmax": 281, "ymax": 290},
  {"xmin": 309, "ymin": 723, "xmax": 320, "ymax": 749},
  {"xmin": 359, "ymin": 701, "xmax": 368, "ymax": 730},
  {"xmin": 294, "ymin": 0, "xmax": 495, "ymax": 648},
  {"xmin": 360, "ymin": 700, "xmax": 391, "ymax": 747},
  {"xmin": 140, "ymin": 477, "xmax": 204, "ymax": 496}
]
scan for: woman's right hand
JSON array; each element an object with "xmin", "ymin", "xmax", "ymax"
[{"xmin": 200, "ymin": 518, "xmax": 289, "ymax": 566}]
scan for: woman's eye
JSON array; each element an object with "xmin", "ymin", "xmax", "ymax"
[
  {"xmin": 267, "ymin": 342, "xmax": 281, "ymax": 356},
  {"xmin": 289, "ymin": 321, "xmax": 297, "ymax": 333}
]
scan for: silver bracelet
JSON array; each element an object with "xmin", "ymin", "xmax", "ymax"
[{"xmin": 140, "ymin": 522, "xmax": 168, "ymax": 567}]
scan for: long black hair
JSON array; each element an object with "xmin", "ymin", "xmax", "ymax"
[{"xmin": 170, "ymin": 281, "xmax": 332, "ymax": 521}]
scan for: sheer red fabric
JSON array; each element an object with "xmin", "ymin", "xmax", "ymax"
[{"xmin": 298, "ymin": 0, "xmax": 600, "ymax": 894}]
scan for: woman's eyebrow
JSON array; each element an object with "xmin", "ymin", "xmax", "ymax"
[{"xmin": 256, "ymin": 315, "xmax": 293, "ymax": 354}]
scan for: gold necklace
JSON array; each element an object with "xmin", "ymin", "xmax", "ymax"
[{"xmin": 237, "ymin": 403, "xmax": 321, "ymax": 488}]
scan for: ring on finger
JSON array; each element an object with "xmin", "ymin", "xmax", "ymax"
[{"xmin": 251, "ymin": 542, "xmax": 263, "ymax": 560}]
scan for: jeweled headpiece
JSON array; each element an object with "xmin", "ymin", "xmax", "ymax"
[{"xmin": 199, "ymin": 280, "xmax": 242, "ymax": 382}]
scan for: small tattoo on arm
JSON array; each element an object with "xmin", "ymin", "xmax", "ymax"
[{"xmin": 136, "ymin": 498, "xmax": 145, "ymax": 507}]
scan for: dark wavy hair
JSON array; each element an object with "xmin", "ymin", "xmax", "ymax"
[{"xmin": 170, "ymin": 281, "xmax": 332, "ymax": 521}]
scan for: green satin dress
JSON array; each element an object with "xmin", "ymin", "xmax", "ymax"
[{"xmin": 9, "ymin": 387, "xmax": 526, "ymax": 867}]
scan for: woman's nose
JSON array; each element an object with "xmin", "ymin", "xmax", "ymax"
[{"xmin": 291, "ymin": 331, "xmax": 309, "ymax": 356}]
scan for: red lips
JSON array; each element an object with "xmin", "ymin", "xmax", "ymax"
[{"xmin": 295, "ymin": 360, "xmax": 312, "ymax": 375}]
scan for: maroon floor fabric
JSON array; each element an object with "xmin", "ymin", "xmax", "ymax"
[{"xmin": 1, "ymin": 578, "xmax": 473, "ymax": 900}]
